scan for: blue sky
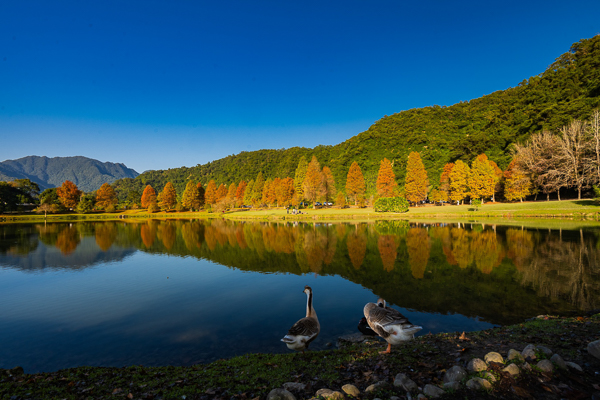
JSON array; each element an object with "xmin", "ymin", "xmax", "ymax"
[{"xmin": 1, "ymin": 1, "xmax": 599, "ymax": 173}]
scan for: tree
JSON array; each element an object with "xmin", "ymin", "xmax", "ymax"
[
  {"xmin": 0, "ymin": 182, "xmax": 20, "ymax": 213},
  {"xmin": 204, "ymin": 180, "xmax": 217, "ymax": 206},
  {"xmin": 227, "ymin": 183, "xmax": 237, "ymax": 207},
  {"xmin": 321, "ymin": 166, "xmax": 336, "ymax": 202},
  {"xmin": 252, "ymin": 173, "xmax": 265, "ymax": 206},
  {"xmin": 262, "ymin": 178, "xmax": 275, "ymax": 206},
  {"xmin": 275, "ymin": 177, "xmax": 294, "ymax": 206},
  {"xmin": 588, "ymin": 109, "xmax": 600, "ymax": 185},
  {"xmin": 141, "ymin": 185, "xmax": 157, "ymax": 209},
  {"xmin": 345, "ymin": 161, "xmax": 365, "ymax": 205},
  {"xmin": 404, "ymin": 152, "xmax": 429, "ymax": 205},
  {"xmin": 556, "ymin": 119, "xmax": 590, "ymax": 199},
  {"xmin": 504, "ymin": 160, "xmax": 531, "ymax": 202},
  {"xmin": 57, "ymin": 180, "xmax": 82, "ymax": 209},
  {"xmin": 9, "ymin": 179, "xmax": 40, "ymax": 204},
  {"xmin": 76, "ymin": 193, "xmax": 95, "ymax": 213},
  {"xmin": 468, "ymin": 154, "xmax": 497, "ymax": 203},
  {"xmin": 216, "ymin": 184, "xmax": 228, "ymax": 203},
  {"xmin": 376, "ymin": 158, "xmax": 397, "ymax": 197},
  {"xmin": 335, "ymin": 191, "xmax": 346, "ymax": 208},
  {"xmin": 294, "ymin": 156, "xmax": 308, "ymax": 202},
  {"xmin": 181, "ymin": 181, "xmax": 201, "ymax": 211},
  {"xmin": 95, "ymin": 183, "xmax": 118, "ymax": 210},
  {"xmin": 449, "ymin": 160, "xmax": 470, "ymax": 205},
  {"xmin": 439, "ymin": 163, "xmax": 454, "ymax": 201},
  {"xmin": 196, "ymin": 182, "xmax": 205, "ymax": 208},
  {"xmin": 158, "ymin": 182, "xmax": 177, "ymax": 211},
  {"xmin": 303, "ymin": 156, "xmax": 323, "ymax": 206},
  {"xmin": 243, "ymin": 180, "xmax": 254, "ymax": 206},
  {"xmin": 235, "ymin": 181, "xmax": 247, "ymax": 207},
  {"xmin": 488, "ymin": 159, "xmax": 503, "ymax": 202}
]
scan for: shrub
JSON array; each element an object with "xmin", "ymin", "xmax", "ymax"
[
  {"xmin": 374, "ymin": 196, "xmax": 409, "ymax": 213},
  {"xmin": 148, "ymin": 203, "xmax": 160, "ymax": 213}
]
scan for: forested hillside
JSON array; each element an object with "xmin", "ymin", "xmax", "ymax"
[
  {"xmin": 0, "ymin": 156, "xmax": 139, "ymax": 192},
  {"xmin": 113, "ymin": 35, "xmax": 600, "ymax": 200}
]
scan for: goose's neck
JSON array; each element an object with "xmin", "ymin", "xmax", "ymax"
[{"xmin": 306, "ymin": 290, "xmax": 317, "ymax": 319}]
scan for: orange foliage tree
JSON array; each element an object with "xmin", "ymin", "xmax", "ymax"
[
  {"xmin": 57, "ymin": 180, "xmax": 82, "ymax": 209},
  {"xmin": 158, "ymin": 182, "xmax": 177, "ymax": 211},
  {"xmin": 504, "ymin": 160, "xmax": 532, "ymax": 202},
  {"xmin": 449, "ymin": 160, "xmax": 470, "ymax": 205},
  {"xmin": 204, "ymin": 180, "xmax": 217, "ymax": 206},
  {"xmin": 276, "ymin": 177, "xmax": 295, "ymax": 206},
  {"xmin": 235, "ymin": 181, "xmax": 247, "ymax": 207},
  {"xmin": 95, "ymin": 183, "xmax": 117, "ymax": 210},
  {"xmin": 141, "ymin": 185, "xmax": 157, "ymax": 209},
  {"xmin": 376, "ymin": 158, "xmax": 397, "ymax": 197},
  {"xmin": 216, "ymin": 184, "xmax": 228, "ymax": 203},
  {"xmin": 439, "ymin": 163, "xmax": 454, "ymax": 201},
  {"xmin": 303, "ymin": 156, "xmax": 323, "ymax": 205},
  {"xmin": 468, "ymin": 154, "xmax": 497, "ymax": 203},
  {"xmin": 181, "ymin": 181, "xmax": 201, "ymax": 211},
  {"xmin": 321, "ymin": 166, "xmax": 336, "ymax": 202},
  {"xmin": 196, "ymin": 182, "xmax": 205, "ymax": 208},
  {"xmin": 404, "ymin": 152, "xmax": 429, "ymax": 205},
  {"xmin": 345, "ymin": 161, "xmax": 365, "ymax": 205}
]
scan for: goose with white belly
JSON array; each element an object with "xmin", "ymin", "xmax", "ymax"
[{"xmin": 281, "ymin": 286, "xmax": 320, "ymax": 352}]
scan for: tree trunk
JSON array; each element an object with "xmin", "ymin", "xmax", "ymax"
[
  {"xmin": 578, "ymin": 188, "xmax": 581, "ymax": 200},
  {"xmin": 557, "ymin": 188, "xmax": 561, "ymax": 201}
]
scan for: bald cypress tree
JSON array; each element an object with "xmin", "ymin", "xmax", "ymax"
[
  {"xmin": 404, "ymin": 152, "xmax": 429, "ymax": 205},
  {"xmin": 376, "ymin": 158, "xmax": 397, "ymax": 197}
]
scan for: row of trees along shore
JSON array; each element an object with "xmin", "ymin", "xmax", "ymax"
[{"xmin": 1, "ymin": 110, "xmax": 599, "ymax": 214}]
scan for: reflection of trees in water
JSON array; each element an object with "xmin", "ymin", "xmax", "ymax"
[
  {"xmin": 140, "ymin": 221, "xmax": 157, "ymax": 248},
  {"xmin": 506, "ymin": 228, "xmax": 535, "ymax": 270},
  {"xmin": 521, "ymin": 229, "xmax": 600, "ymax": 311},
  {"xmin": 471, "ymin": 230, "xmax": 504, "ymax": 274},
  {"xmin": 347, "ymin": 224, "xmax": 367, "ymax": 270},
  {"xmin": 95, "ymin": 223, "xmax": 117, "ymax": 251},
  {"xmin": 378, "ymin": 235, "xmax": 398, "ymax": 272},
  {"xmin": 181, "ymin": 221, "xmax": 204, "ymax": 252},
  {"xmin": 55, "ymin": 225, "xmax": 80, "ymax": 255},
  {"xmin": 406, "ymin": 227, "xmax": 430, "ymax": 278},
  {"xmin": 450, "ymin": 227, "xmax": 472, "ymax": 269}
]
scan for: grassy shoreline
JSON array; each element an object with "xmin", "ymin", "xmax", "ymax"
[
  {"xmin": 1, "ymin": 314, "xmax": 599, "ymax": 399},
  {"xmin": 2, "ymin": 199, "xmax": 600, "ymax": 224}
]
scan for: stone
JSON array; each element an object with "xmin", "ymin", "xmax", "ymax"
[
  {"xmin": 283, "ymin": 382, "xmax": 307, "ymax": 392},
  {"xmin": 417, "ymin": 395, "xmax": 428, "ymax": 400},
  {"xmin": 315, "ymin": 389, "xmax": 334, "ymax": 397},
  {"xmin": 443, "ymin": 381, "xmax": 461, "ymax": 391},
  {"xmin": 502, "ymin": 363, "xmax": 520, "ymax": 376},
  {"xmin": 484, "ymin": 351, "xmax": 504, "ymax": 364},
  {"xmin": 267, "ymin": 388, "xmax": 297, "ymax": 400},
  {"xmin": 467, "ymin": 358, "xmax": 488, "ymax": 372},
  {"xmin": 537, "ymin": 359, "xmax": 554, "ymax": 373},
  {"xmin": 394, "ymin": 373, "xmax": 418, "ymax": 392},
  {"xmin": 315, "ymin": 389, "xmax": 345, "ymax": 399},
  {"xmin": 537, "ymin": 345, "xmax": 553, "ymax": 357},
  {"xmin": 365, "ymin": 381, "xmax": 390, "ymax": 393},
  {"xmin": 390, "ymin": 397, "xmax": 401, "ymax": 400},
  {"xmin": 466, "ymin": 377, "xmax": 492, "ymax": 390},
  {"xmin": 482, "ymin": 372, "xmax": 497, "ymax": 382},
  {"xmin": 588, "ymin": 340, "xmax": 600, "ymax": 360},
  {"xmin": 566, "ymin": 361, "xmax": 583, "ymax": 372},
  {"xmin": 507, "ymin": 349, "xmax": 525, "ymax": 363},
  {"xmin": 522, "ymin": 344, "xmax": 537, "ymax": 360},
  {"xmin": 443, "ymin": 365, "xmax": 467, "ymax": 383},
  {"xmin": 342, "ymin": 384, "xmax": 360, "ymax": 397},
  {"xmin": 423, "ymin": 384, "xmax": 445, "ymax": 398},
  {"xmin": 550, "ymin": 353, "xmax": 567, "ymax": 370}
]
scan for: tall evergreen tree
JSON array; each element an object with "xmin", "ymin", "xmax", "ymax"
[
  {"xmin": 321, "ymin": 166, "xmax": 336, "ymax": 202},
  {"xmin": 376, "ymin": 158, "xmax": 397, "ymax": 197},
  {"xmin": 345, "ymin": 161, "xmax": 365, "ymax": 205},
  {"xmin": 404, "ymin": 152, "xmax": 429, "ymax": 205}
]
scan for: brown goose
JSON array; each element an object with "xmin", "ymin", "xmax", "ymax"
[
  {"xmin": 363, "ymin": 297, "xmax": 422, "ymax": 354},
  {"xmin": 281, "ymin": 286, "xmax": 320, "ymax": 352}
]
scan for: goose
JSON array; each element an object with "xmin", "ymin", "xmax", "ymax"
[
  {"xmin": 281, "ymin": 286, "xmax": 320, "ymax": 352},
  {"xmin": 363, "ymin": 297, "xmax": 422, "ymax": 354}
]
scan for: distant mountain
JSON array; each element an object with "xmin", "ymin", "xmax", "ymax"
[
  {"xmin": 0, "ymin": 156, "xmax": 139, "ymax": 192},
  {"xmin": 112, "ymin": 35, "xmax": 600, "ymax": 199}
]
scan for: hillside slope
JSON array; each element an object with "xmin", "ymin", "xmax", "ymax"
[
  {"xmin": 0, "ymin": 156, "xmax": 139, "ymax": 192},
  {"xmin": 113, "ymin": 35, "xmax": 600, "ymax": 199}
]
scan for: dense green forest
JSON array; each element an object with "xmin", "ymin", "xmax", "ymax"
[{"xmin": 112, "ymin": 36, "xmax": 600, "ymax": 201}]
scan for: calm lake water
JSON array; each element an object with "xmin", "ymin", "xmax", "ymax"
[{"xmin": 1, "ymin": 219, "xmax": 598, "ymax": 373}]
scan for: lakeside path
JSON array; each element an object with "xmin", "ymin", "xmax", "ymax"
[{"xmin": 1, "ymin": 314, "xmax": 599, "ymax": 400}]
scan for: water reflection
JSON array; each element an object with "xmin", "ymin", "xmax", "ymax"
[{"xmin": 1, "ymin": 220, "xmax": 599, "ymax": 322}]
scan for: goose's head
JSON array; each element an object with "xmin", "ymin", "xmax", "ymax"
[
  {"xmin": 376, "ymin": 298, "xmax": 386, "ymax": 308},
  {"xmin": 304, "ymin": 286, "xmax": 312, "ymax": 295}
]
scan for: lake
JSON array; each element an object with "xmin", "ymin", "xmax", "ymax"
[{"xmin": 0, "ymin": 219, "xmax": 598, "ymax": 373}]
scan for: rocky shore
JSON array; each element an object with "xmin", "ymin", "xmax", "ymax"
[{"xmin": 2, "ymin": 314, "xmax": 599, "ymax": 400}]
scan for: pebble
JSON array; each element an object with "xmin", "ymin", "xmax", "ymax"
[
  {"xmin": 566, "ymin": 361, "xmax": 583, "ymax": 372},
  {"xmin": 537, "ymin": 359, "xmax": 554, "ymax": 373},
  {"xmin": 502, "ymin": 363, "xmax": 520, "ymax": 376},
  {"xmin": 267, "ymin": 388, "xmax": 296, "ymax": 400},
  {"xmin": 588, "ymin": 340, "xmax": 600, "ymax": 360},
  {"xmin": 443, "ymin": 381, "xmax": 461, "ymax": 391},
  {"xmin": 394, "ymin": 373, "xmax": 418, "ymax": 392},
  {"xmin": 365, "ymin": 381, "xmax": 390, "ymax": 393},
  {"xmin": 507, "ymin": 349, "xmax": 524, "ymax": 363},
  {"xmin": 467, "ymin": 358, "xmax": 488, "ymax": 372},
  {"xmin": 550, "ymin": 353, "xmax": 567, "ymax": 370},
  {"xmin": 341, "ymin": 384, "xmax": 360, "ymax": 397},
  {"xmin": 423, "ymin": 384, "xmax": 445, "ymax": 398},
  {"xmin": 522, "ymin": 344, "xmax": 537, "ymax": 360},
  {"xmin": 443, "ymin": 365, "xmax": 467, "ymax": 383},
  {"xmin": 466, "ymin": 377, "xmax": 492, "ymax": 390},
  {"xmin": 537, "ymin": 345, "xmax": 553, "ymax": 357},
  {"xmin": 484, "ymin": 351, "xmax": 504, "ymax": 364},
  {"xmin": 283, "ymin": 382, "xmax": 306, "ymax": 392},
  {"xmin": 482, "ymin": 371, "xmax": 497, "ymax": 382}
]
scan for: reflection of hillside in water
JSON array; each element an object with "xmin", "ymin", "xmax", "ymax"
[
  {"xmin": 0, "ymin": 223, "xmax": 136, "ymax": 271},
  {"xmin": 1, "ymin": 220, "xmax": 598, "ymax": 323}
]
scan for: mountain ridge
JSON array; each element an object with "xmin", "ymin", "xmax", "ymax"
[{"xmin": 0, "ymin": 156, "xmax": 139, "ymax": 192}]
